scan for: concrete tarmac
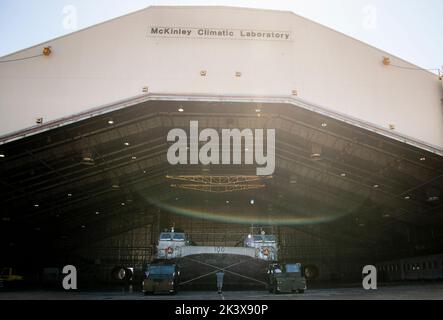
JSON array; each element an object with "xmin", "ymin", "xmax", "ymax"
[{"xmin": 1, "ymin": 283, "xmax": 443, "ymax": 300}]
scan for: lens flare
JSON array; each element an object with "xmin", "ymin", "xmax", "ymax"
[{"xmin": 144, "ymin": 196, "xmax": 350, "ymax": 226}]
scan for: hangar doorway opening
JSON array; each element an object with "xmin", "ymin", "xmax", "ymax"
[{"xmin": 1, "ymin": 97, "xmax": 442, "ymax": 290}]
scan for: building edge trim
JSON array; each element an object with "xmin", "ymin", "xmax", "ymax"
[{"xmin": 0, "ymin": 93, "xmax": 442, "ymax": 157}]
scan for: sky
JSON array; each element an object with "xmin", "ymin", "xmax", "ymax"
[{"xmin": 0, "ymin": 0, "xmax": 442, "ymax": 72}]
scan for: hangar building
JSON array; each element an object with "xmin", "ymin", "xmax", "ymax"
[{"xmin": 0, "ymin": 6, "xmax": 442, "ymax": 288}]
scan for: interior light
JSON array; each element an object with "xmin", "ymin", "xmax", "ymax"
[
  {"xmin": 321, "ymin": 123, "xmax": 328, "ymax": 128},
  {"xmin": 311, "ymin": 144, "xmax": 322, "ymax": 161},
  {"xmin": 420, "ymin": 157, "xmax": 426, "ymax": 161},
  {"xmin": 178, "ymin": 107, "xmax": 184, "ymax": 113},
  {"xmin": 426, "ymin": 188, "xmax": 440, "ymax": 202},
  {"xmin": 81, "ymin": 150, "xmax": 95, "ymax": 166},
  {"xmin": 0, "ymin": 154, "xmax": 5, "ymax": 158},
  {"xmin": 108, "ymin": 119, "xmax": 114, "ymax": 125},
  {"xmin": 124, "ymin": 142, "xmax": 130, "ymax": 146}
]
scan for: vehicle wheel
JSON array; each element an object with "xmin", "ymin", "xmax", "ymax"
[
  {"xmin": 296, "ymin": 289, "xmax": 305, "ymax": 294},
  {"xmin": 303, "ymin": 265, "xmax": 319, "ymax": 280},
  {"xmin": 112, "ymin": 266, "xmax": 126, "ymax": 281}
]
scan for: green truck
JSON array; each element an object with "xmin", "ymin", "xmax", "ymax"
[
  {"xmin": 142, "ymin": 261, "xmax": 180, "ymax": 295},
  {"xmin": 268, "ymin": 263, "xmax": 307, "ymax": 294}
]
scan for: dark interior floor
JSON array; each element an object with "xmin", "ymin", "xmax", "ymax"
[{"xmin": 1, "ymin": 281, "xmax": 443, "ymax": 300}]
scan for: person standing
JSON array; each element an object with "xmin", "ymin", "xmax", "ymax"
[{"xmin": 216, "ymin": 270, "xmax": 225, "ymax": 294}]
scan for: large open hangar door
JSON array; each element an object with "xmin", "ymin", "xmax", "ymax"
[{"xmin": 1, "ymin": 95, "xmax": 442, "ymax": 286}]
